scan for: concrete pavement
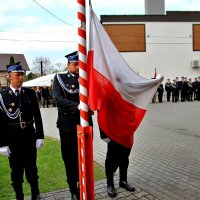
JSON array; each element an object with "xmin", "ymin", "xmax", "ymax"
[{"xmin": 36, "ymin": 101, "xmax": 200, "ymax": 200}]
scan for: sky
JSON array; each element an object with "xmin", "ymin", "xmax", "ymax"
[{"xmin": 0, "ymin": 0, "xmax": 200, "ymax": 71}]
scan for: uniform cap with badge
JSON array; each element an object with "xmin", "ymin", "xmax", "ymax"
[
  {"xmin": 65, "ymin": 51, "xmax": 78, "ymax": 63},
  {"xmin": 6, "ymin": 56, "xmax": 25, "ymax": 73}
]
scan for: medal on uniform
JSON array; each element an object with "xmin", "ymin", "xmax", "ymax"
[
  {"xmin": 72, "ymin": 85, "xmax": 75, "ymax": 88},
  {"xmin": 8, "ymin": 108, "xmax": 12, "ymax": 112},
  {"xmin": 11, "ymin": 102, "xmax": 15, "ymax": 107}
]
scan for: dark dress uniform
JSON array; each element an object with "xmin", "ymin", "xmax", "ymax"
[
  {"xmin": 52, "ymin": 71, "xmax": 92, "ymax": 195},
  {"xmin": 157, "ymin": 84, "xmax": 164, "ymax": 103},
  {"xmin": 171, "ymin": 82, "xmax": 179, "ymax": 102},
  {"xmin": 100, "ymin": 130, "xmax": 133, "ymax": 191},
  {"xmin": 192, "ymin": 79, "xmax": 198, "ymax": 100},
  {"xmin": 41, "ymin": 87, "xmax": 50, "ymax": 108},
  {"xmin": 0, "ymin": 87, "xmax": 44, "ymax": 200},
  {"xmin": 187, "ymin": 81, "xmax": 193, "ymax": 101},
  {"xmin": 165, "ymin": 81, "xmax": 172, "ymax": 102},
  {"xmin": 196, "ymin": 78, "xmax": 200, "ymax": 101},
  {"xmin": 179, "ymin": 80, "xmax": 187, "ymax": 102}
]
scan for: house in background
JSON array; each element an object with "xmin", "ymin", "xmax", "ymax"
[
  {"xmin": 100, "ymin": 0, "xmax": 200, "ymax": 79},
  {"xmin": 0, "ymin": 53, "xmax": 29, "ymax": 87}
]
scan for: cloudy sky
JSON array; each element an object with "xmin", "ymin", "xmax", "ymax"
[{"xmin": 0, "ymin": 0, "xmax": 200, "ymax": 70}]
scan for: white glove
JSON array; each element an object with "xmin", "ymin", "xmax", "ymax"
[
  {"xmin": 0, "ymin": 146, "xmax": 11, "ymax": 157},
  {"xmin": 36, "ymin": 139, "xmax": 44, "ymax": 150},
  {"xmin": 102, "ymin": 138, "xmax": 110, "ymax": 143}
]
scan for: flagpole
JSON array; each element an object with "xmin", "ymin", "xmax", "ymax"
[{"xmin": 77, "ymin": 0, "xmax": 94, "ymax": 200}]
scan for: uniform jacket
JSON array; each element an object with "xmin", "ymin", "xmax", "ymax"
[
  {"xmin": 0, "ymin": 87, "xmax": 44, "ymax": 147},
  {"xmin": 52, "ymin": 72, "xmax": 92, "ymax": 132},
  {"xmin": 179, "ymin": 81, "xmax": 188, "ymax": 91},
  {"xmin": 157, "ymin": 84, "xmax": 164, "ymax": 94},
  {"xmin": 165, "ymin": 82, "xmax": 172, "ymax": 92},
  {"xmin": 171, "ymin": 83, "xmax": 179, "ymax": 93}
]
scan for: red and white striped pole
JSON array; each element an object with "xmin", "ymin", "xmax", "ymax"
[{"xmin": 77, "ymin": 0, "xmax": 94, "ymax": 200}]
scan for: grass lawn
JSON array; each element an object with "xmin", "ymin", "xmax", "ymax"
[{"xmin": 0, "ymin": 137, "xmax": 105, "ymax": 200}]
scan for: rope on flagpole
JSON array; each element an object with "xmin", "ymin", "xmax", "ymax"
[
  {"xmin": 77, "ymin": 1, "xmax": 94, "ymax": 200},
  {"xmin": 78, "ymin": 0, "xmax": 89, "ymax": 127},
  {"xmin": 78, "ymin": 1, "xmax": 88, "ymax": 199}
]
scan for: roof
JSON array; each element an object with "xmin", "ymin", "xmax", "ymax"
[
  {"xmin": 101, "ymin": 11, "xmax": 200, "ymax": 23},
  {"xmin": 23, "ymin": 73, "xmax": 56, "ymax": 87},
  {"xmin": 0, "ymin": 53, "xmax": 29, "ymax": 72},
  {"xmin": 23, "ymin": 71, "xmax": 67, "ymax": 87}
]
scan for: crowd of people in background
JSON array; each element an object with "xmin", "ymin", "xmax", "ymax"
[
  {"xmin": 34, "ymin": 86, "xmax": 56, "ymax": 108},
  {"xmin": 33, "ymin": 76, "xmax": 200, "ymax": 106},
  {"xmin": 154, "ymin": 76, "xmax": 200, "ymax": 103}
]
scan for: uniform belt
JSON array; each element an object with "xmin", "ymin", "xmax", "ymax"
[{"xmin": 8, "ymin": 121, "xmax": 33, "ymax": 129}]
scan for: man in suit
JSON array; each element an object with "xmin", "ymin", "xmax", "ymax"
[
  {"xmin": 41, "ymin": 86, "xmax": 50, "ymax": 108},
  {"xmin": 100, "ymin": 130, "xmax": 135, "ymax": 198},
  {"xmin": 0, "ymin": 61, "xmax": 44, "ymax": 200},
  {"xmin": 52, "ymin": 51, "xmax": 92, "ymax": 200}
]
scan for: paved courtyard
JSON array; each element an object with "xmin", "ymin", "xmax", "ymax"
[{"xmin": 37, "ymin": 101, "xmax": 200, "ymax": 200}]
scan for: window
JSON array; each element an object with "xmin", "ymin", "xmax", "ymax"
[
  {"xmin": 103, "ymin": 24, "xmax": 146, "ymax": 52},
  {"xmin": 193, "ymin": 24, "xmax": 200, "ymax": 51}
]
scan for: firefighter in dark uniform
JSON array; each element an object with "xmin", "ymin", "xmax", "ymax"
[
  {"xmin": 100, "ymin": 129, "xmax": 135, "ymax": 198},
  {"xmin": 187, "ymin": 78, "xmax": 193, "ymax": 101},
  {"xmin": 179, "ymin": 76, "xmax": 187, "ymax": 102},
  {"xmin": 175, "ymin": 77, "xmax": 180, "ymax": 101},
  {"xmin": 197, "ymin": 77, "xmax": 200, "ymax": 101},
  {"xmin": 192, "ymin": 78, "xmax": 198, "ymax": 100},
  {"xmin": 52, "ymin": 51, "xmax": 92, "ymax": 200},
  {"xmin": 171, "ymin": 79, "xmax": 179, "ymax": 102},
  {"xmin": 0, "ymin": 62, "xmax": 44, "ymax": 200},
  {"xmin": 165, "ymin": 79, "xmax": 172, "ymax": 101},
  {"xmin": 157, "ymin": 83, "xmax": 164, "ymax": 103}
]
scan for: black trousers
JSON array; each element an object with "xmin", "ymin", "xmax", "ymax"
[
  {"xmin": 59, "ymin": 129, "xmax": 79, "ymax": 193},
  {"xmin": 105, "ymin": 140, "xmax": 131, "ymax": 187},
  {"xmin": 8, "ymin": 128, "xmax": 39, "ymax": 199},
  {"xmin": 181, "ymin": 91, "xmax": 186, "ymax": 102},
  {"xmin": 158, "ymin": 93, "xmax": 163, "ymax": 103},
  {"xmin": 42, "ymin": 98, "xmax": 49, "ymax": 108},
  {"xmin": 172, "ymin": 92, "xmax": 178, "ymax": 102},
  {"xmin": 166, "ymin": 91, "xmax": 171, "ymax": 101}
]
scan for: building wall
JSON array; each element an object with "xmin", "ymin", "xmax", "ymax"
[
  {"xmin": 117, "ymin": 21, "xmax": 200, "ymax": 80},
  {"xmin": 145, "ymin": 0, "xmax": 165, "ymax": 15}
]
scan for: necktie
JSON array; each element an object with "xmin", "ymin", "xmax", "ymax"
[{"xmin": 15, "ymin": 89, "xmax": 20, "ymax": 105}]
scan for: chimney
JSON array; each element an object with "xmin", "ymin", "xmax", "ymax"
[{"xmin": 145, "ymin": 0, "xmax": 165, "ymax": 15}]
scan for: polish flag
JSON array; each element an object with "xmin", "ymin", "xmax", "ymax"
[{"xmin": 87, "ymin": 8, "xmax": 164, "ymax": 148}]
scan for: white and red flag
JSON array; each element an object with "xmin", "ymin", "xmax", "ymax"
[{"xmin": 87, "ymin": 8, "xmax": 164, "ymax": 148}]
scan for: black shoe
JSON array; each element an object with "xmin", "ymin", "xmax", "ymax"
[
  {"xmin": 119, "ymin": 181, "xmax": 135, "ymax": 192},
  {"xmin": 31, "ymin": 194, "xmax": 42, "ymax": 200},
  {"xmin": 71, "ymin": 193, "xmax": 79, "ymax": 200},
  {"xmin": 107, "ymin": 186, "xmax": 116, "ymax": 197}
]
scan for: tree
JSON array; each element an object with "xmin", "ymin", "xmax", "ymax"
[
  {"xmin": 9, "ymin": 56, "xmax": 15, "ymax": 65},
  {"xmin": 31, "ymin": 57, "xmax": 53, "ymax": 75},
  {"xmin": 54, "ymin": 63, "xmax": 66, "ymax": 72},
  {"xmin": 25, "ymin": 72, "xmax": 38, "ymax": 81}
]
